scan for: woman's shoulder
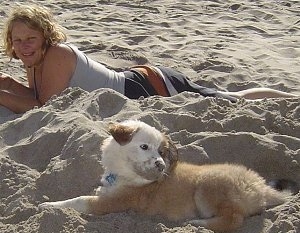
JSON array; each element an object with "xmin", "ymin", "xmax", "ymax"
[
  {"xmin": 43, "ymin": 44, "xmax": 77, "ymax": 72},
  {"xmin": 46, "ymin": 44, "xmax": 75, "ymax": 58}
]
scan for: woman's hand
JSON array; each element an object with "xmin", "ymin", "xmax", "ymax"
[
  {"xmin": 0, "ymin": 72, "xmax": 13, "ymax": 90},
  {"xmin": 0, "ymin": 89, "xmax": 41, "ymax": 114},
  {"xmin": 0, "ymin": 73, "xmax": 40, "ymax": 113}
]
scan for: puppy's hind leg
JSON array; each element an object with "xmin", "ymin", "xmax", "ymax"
[
  {"xmin": 188, "ymin": 188, "xmax": 245, "ymax": 232},
  {"xmin": 186, "ymin": 206, "xmax": 244, "ymax": 232}
]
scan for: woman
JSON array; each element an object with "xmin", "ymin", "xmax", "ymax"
[{"xmin": 1, "ymin": 5, "xmax": 297, "ymax": 114}]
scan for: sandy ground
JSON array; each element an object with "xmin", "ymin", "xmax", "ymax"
[{"xmin": 0, "ymin": 0, "xmax": 300, "ymax": 232}]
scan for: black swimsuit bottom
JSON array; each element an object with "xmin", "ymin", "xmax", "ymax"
[{"xmin": 124, "ymin": 66, "xmax": 238, "ymax": 103}]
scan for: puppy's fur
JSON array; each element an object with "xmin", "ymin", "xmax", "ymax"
[{"xmin": 39, "ymin": 120, "xmax": 290, "ymax": 232}]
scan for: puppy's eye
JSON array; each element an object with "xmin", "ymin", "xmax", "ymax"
[{"xmin": 140, "ymin": 144, "xmax": 148, "ymax": 150}]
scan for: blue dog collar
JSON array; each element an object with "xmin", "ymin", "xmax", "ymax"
[{"xmin": 105, "ymin": 173, "xmax": 117, "ymax": 186}]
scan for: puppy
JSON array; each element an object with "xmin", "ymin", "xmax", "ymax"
[{"xmin": 39, "ymin": 120, "xmax": 291, "ymax": 232}]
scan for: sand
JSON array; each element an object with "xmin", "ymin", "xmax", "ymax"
[{"xmin": 0, "ymin": 0, "xmax": 300, "ymax": 232}]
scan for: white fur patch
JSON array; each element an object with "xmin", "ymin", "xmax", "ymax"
[
  {"xmin": 101, "ymin": 120, "xmax": 168, "ymax": 187},
  {"xmin": 39, "ymin": 196, "xmax": 89, "ymax": 212}
]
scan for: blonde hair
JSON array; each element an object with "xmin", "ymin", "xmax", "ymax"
[{"xmin": 3, "ymin": 4, "xmax": 67, "ymax": 59}]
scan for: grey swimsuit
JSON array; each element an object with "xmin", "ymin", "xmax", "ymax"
[
  {"xmin": 66, "ymin": 44, "xmax": 237, "ymax": 102},
  {"xmin": 67, "ymin": 44, "xmax": 125, "ymax": 94}
]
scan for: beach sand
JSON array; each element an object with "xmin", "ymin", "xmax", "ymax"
[{"xmin": 0, "ymin": 1, "xmax": 300, "ymax": 232}]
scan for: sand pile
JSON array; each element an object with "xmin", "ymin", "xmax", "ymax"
[{"xmin": 1, "ymin": 1, "xmax": 299, "ymax": 232}]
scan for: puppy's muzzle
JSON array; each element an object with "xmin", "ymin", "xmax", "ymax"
[{"xmin": 155, "ymin": 160, "xmax": 166, "ymax": 172}]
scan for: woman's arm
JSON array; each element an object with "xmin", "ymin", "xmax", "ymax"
[
  {"xmin": 0, "ymin": 90, "xmax": 41, "ymax": 113},
  {"xmin": 0, "ymin": 74, "xmax": 41, "ymax": 113},
  {"xmin": 38, "ymin": 45, "xmax": 76, "ymax": 104},
  {"xmin": 0, "ymin": 45, "xmax": 76, "ymax": 113},
  {"xmin": 0, "ymin": 74, "xmax": 33, "ymax": 97}
]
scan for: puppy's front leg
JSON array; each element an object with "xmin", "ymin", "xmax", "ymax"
[{"xmin": 39, "ymin": 196, "xmax": 98, "ymax": 214}]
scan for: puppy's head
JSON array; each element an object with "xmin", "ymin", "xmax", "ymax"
[{"xmin": 101, "ymin": 120, "xmax": 178, "ymax": 185}]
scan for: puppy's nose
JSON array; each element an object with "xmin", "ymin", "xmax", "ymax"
[{"xmin": 155, "ymin": 160, "xmax": 166, "ymax": 172}]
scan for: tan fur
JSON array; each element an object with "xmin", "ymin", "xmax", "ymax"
[
  {"xmin": 39, "ymin": 121, "xmax": 289, "ymax": 232},
  {"xmin": 86, "ymin": 162, "xmax": 287, "ymax": 232}
]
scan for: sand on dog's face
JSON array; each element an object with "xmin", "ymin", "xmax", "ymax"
[
  {"xmin": 0, "ymin": 1, "xmax": 299, "ymax": 233},
  {"xmin": 101, "ymin": 120, "xmax": 168, "ymax": 184}
]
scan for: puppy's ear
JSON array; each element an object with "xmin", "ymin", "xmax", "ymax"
[
  {"xmin": 161, "ymin": 135, "xmax": 178, "ymax": 171},
  {"xmin": 108, "ymin": 123, "xmax": 137, "ymax": 145},
  {"xmin": 167, "ymin": 136, "xmax": 179, "ymax": 171}
]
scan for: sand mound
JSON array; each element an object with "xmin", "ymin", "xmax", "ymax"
[
  {"xmin": 1, "ymin": 88, "xmax": 299, "ymax": 233},
  {"xmin": 1, "ymin": 0, "xmax": 299, "ymax": 232}
]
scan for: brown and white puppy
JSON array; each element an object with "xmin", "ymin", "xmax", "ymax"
[{"xmin": 39, "ymin": 120, "xmax": 290, "ymax": 232}]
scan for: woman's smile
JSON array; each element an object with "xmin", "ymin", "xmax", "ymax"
[{"xmin": 11, "ymin": 21, "xmax": 45, "ymax": 67}]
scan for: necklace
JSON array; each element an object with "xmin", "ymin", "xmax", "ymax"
[
  {"xmin": 33, "ymin": 67, "xmax": 39, "ymax": 100},
  {"xmin": 28, "ymin": 46, "xmax": 48, "ymax": 100},
  {"xmin": 32, "ymin": 63, "xmax": 44, "ymax": 100}
]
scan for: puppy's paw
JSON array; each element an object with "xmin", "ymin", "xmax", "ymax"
[
  {"xmin": 38, "ymin": 201, "xmax": 64, "ymax": 209},
  {"xmin": 95, "ymin": 186, "xmax": 102, "ymax": 195},
  {"xmin": 39, "ymin": 197, "xmax": 90, "ymax": 213}
]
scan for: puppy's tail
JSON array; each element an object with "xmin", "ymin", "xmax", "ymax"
[
  {"xmin": 265, "ymin": 179, "xmax": 298, "ymax": 207},
  {"xmin": 268, "ymin": 179, "xmax": 299, "ymax": 194}
]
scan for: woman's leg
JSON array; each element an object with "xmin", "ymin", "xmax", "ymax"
[
  {"xmin": 219, "ymin": 88, "xmax": 298, "ymax": 100},
  {"xmin": 157, "ymin": 66, "xmax": 238, "ymax": 102}
]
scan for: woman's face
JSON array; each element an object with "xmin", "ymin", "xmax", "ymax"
[{"xmin": 11, "ymin": 21, "xmax": 45, "ymax": 67}]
